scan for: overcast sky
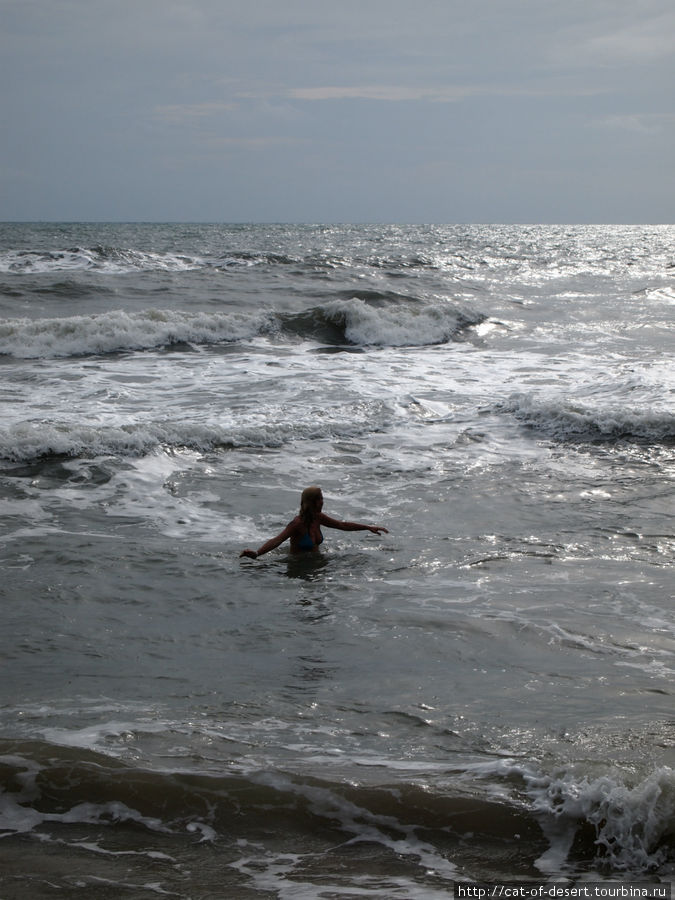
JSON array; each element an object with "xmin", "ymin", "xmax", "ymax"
[{"xmin": 2, "ymin": 0, "xmax": 673, "ymax": 223}]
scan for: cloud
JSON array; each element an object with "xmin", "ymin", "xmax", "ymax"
[
  {"xmin": 288, "ymin": 85, "xmax": 474, "ymax": 103},
  {"xmin": 594, "ymin": 113, "xmax": 675, "ymax": 134},
  {"xmin": 577, "ymin": 9, "xmax": 675, "ymax": 64},
  {"xmin": 3, "ymin": 0, "xmax": 673, "ymax": 222},
  {"xmin": 154, "ymin": 102, "xmax": 238, "ymax": 124},
  {"xmin": 205, "ymin": 136, "xmax": 303, "ymax": 150},
  {"xmin": 287, "ymin": 82, "xmax": 607, "ymax": 103}
]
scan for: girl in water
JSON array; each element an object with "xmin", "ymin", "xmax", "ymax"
[{"xmin": 239, "ymin": 486, "xmax": 388, "ymax": 559}]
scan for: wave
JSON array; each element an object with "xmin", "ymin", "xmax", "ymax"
[
  {"xmin": 339, "ymin": 297, "xmax": 482, "ymax": 346},
  {"xmin": 501, "ymin": 394, "xmax": 675, "ymax": 444},
  {"xmin": 1, "ymin": 739, "xmax": 672, "ymax": 879},
  {"xmin": 0, "ymin": 245, "xmax": 352, "ymax": 276},
  {"xmin": 522, "ymin": 763, "xmax": 675, "ymax": 874},
  {"xmin": 278, "ymin": 298, "xmax": 482, "ymax": 347},
  {"xmin": 329, "ymin": 288, "xmax": 432, "ymax": 305},
  {"xmin": 0, "ymin": 402, "xmax": 395, "ymax": 462},
  {"xmin": 0, "ymin": 308, "xmax": 274, "ymax": 358},
  {"xmin": 0, "ymin": 245, "xmax": 206, "ymax": 275},
  {"xmin": 0, "ymin": 300, "xmax": 481, "ymax": 358},
  {"xmin": 0, "ymin": 244, "xmax": 355, "ymax": 277},
  {"xmin": 216, "ymin": 249, "xmax": 300, "ymax": 268}
]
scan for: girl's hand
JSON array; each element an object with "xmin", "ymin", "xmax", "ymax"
[
  {"xmin": 368, "ymin": 526, "xmax": 388, "ymax": 535},
  {"xmin": 239, "ymin": 549, "xmax": 258, "ymax": 559}
]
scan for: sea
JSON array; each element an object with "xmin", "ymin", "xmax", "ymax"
[{"xmin": 0, "ymin": 223, "xmax": 673, "ymax": 899}]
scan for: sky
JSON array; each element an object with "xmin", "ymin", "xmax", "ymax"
[{"xmin": 1, "ymin": 0, "xmax": 674, "ymax": 223}]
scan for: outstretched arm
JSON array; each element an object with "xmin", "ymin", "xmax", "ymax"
[
  {"xmin": 240, "ymin": 521, "xmax": 296, "ymax": 559},
  {"xmin": 320, "ymin": 513, "xmax": 388, "ymax": 535}
]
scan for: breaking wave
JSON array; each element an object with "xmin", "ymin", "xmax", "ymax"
[
  {"xmin": 523, "ymin": 764, "xmax": 675, "ymax": 874},
  {"xmin": 0, "ymin": 300, "xmax": 481, "ymax": 358},
  {"xmin": 0, "ymin": 401, "xmax": 395, "ymax": 462},
  {"xmin": 0, "ymin": 308, "xmax": 274, "ymax": 358},
  {"xmin": 1, "ymin": 739, "xmax": 673, "ymax": 879},
  {"xmin": 0, "ymin": 246, "xmax": 206, "ymax": 275},
  {"xmin": 501, "ymin": 394, "xmax": 675, "ymax": 444},
  {"xmin": 319, "ymin": 298, "xmax": 482, "ymax": 346}
]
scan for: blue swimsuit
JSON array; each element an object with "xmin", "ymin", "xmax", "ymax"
[{"xmin": 299, "ymin": 529, "xmax": 323, "ymax": 551}]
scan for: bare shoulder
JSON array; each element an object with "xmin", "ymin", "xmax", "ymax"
[
  {"xmin": 269, "ymin": 516, "xmax": 303, "ymax": 542},
  {"xmin": 319, "ymin": 512, "xmax": 345, "ymax": 528}
]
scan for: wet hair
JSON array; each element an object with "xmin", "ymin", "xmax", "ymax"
[{"xmin": 300, "ymin": 486, "xmax": 323, "ymax": 527}]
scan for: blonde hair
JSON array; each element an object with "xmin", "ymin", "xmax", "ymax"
[{"xmin": 300, "ymin": 486, "xmax": 323, "ymax": 527}]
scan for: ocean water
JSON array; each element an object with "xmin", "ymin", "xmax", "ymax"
[{"xmin": 0, "ymin": 223, "xmax": 673, "ymax": 898}]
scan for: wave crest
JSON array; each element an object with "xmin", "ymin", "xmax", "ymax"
[
  {"xmin": 502, "ymin": 394, "xmax": 675, "ymax": 444},
  {"xmin": 0, "ymin": 300, "xmax": 482, "ymax": 359},
  {"xmin": 2, "ymin": 739, "xmax": 673, "ymax": 877},
  {"xmin": 317, "ymin": 298, "xmax": 482, "ymax": 347},
  {"xmin": 525, "ymin": 765, "xmax": 675, "ymax": 873},
  {"xmin": 0, "ymin": 246, "xmax": 205, "ymax": 275},
  {"xmin": 0, "ymin": 308, "xmax": 273, "ymax": 358},
  {"xmin": 0, "ymin": 401, "xmax": 395, "ymax": 462}
]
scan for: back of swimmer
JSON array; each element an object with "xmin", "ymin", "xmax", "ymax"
[{"xmin": 239, "ymin": 486, "xmax": 388, "ymax": 560}]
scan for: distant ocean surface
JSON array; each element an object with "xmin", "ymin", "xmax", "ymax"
[{"xmin": 1, "ymin": 223, "xmax": 673, "ymax": 898}]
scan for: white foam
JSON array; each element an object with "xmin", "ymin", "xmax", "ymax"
[
  {"xmin": 0, "ymin": 308, "xmax": 273, "ymax": 358},
  {"xmin": 68, "ymin": 841, "xmax": 175, "ymax": 861},
  {"xmin": 0, "ymin": 247, "xmax": 205, "ymax": 275},
  {"xmin": 643, "ymin": 285, "xmax": 675, "ymax": 304},
  {"xmin": 0, "ymin": 750, "xmax": 170, "ymax": 838},
  {"xmin": 0, "ymin": 794, "xmax": 172, "ymax": 837},
  {"xmin": 253, "ymin": 771, "xmax": 459, "ymax": 880},
  {"xmin": 449, "ymin": 756, "xmax": 675, "ymax": 874},
  {"xmin": 525, "ymin": 766, "xmax": 675, "ymax": 874},
  {"xmin": 38, "ymin": 719, "xmax": 169, "ymax": 752},
  {"xmin": 325, "ymin": 297, "xmax": 474, "ymax": 346},
  {"xmin": 0, "ymin": 397, "xmax": 396, "ymax": 462},
  {"xmin": 186, "ymin": 821, "xmax": 217, "ymax": 842},
  {"xmin": 503, "ymin": 393, "xmax": 675, "ymax": 442}
]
